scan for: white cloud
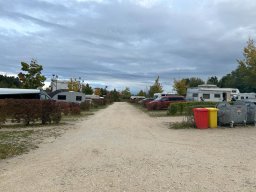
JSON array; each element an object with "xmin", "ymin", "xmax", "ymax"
[
  {"xmin": 0, "ymin": 18, "xmax": 48, "ymax": 36},
  {"xmin": 1, "ymin": 0, "xmax": 256, "ymax": 92}
]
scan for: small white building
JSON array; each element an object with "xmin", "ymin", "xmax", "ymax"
[{"xmin": 186, "ymin": 84, "xmax": 240, "ymax": 102}]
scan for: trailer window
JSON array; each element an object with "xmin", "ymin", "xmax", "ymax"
[
  {"xmin": 214, "ymin": 94, "xmax": 220, "ymax": 98},
  {"xmin": 58, "ymin": 95, "xmax": 66, "ymax": 100},
  {"xmin": 76, "ymin": 96, "xmax": 82, "ymax": 101},
  {"xmin": 192, "ymin": 93, "xmax": 198, "ymax": 97},
  {"xmin": 203, "ymin": 94, "xmax": 210, "ymax": 99}
]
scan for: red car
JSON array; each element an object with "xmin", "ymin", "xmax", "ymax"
[{"xmin": 147, "ymin": 96, "xmax": 185, "ymax": 110}]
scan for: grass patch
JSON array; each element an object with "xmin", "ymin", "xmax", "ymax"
[
  {"xmin": 0, "ymin": 103, "xmax": 111, "ymax": 160},
  {"xmin": 131, "ymin": 103, "xmax": 169, "ymax": 117},
  {"xmin": 169, "ymin": 121, "xmax": 195, "ymax": 129},
  {"xmin": 0, "ymin": 130, "xmax": 35, "ymax": 159},
  {"xmin": 0, "ymin": 122, "xmax": 66, "ymax": 129}
]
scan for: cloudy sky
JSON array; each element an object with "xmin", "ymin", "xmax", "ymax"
[{"xmin": 0, "ymin": 0, "xmax": 256, "ymax": 92}]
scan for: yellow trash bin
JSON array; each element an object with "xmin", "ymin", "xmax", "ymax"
[{"xmin": 206, "ymin": 108, "xmax": 219, "ymax": 128}]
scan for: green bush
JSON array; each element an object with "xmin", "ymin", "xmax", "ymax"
[
  {"xmin": 168, "ymin": 104, "xmax": 178, "ymax": 115},
  {"xmin": 168, "ymin": 101, "xmax": 217, "ymax": 116}
]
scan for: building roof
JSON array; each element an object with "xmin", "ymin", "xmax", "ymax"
[{"xmin": 48, "ymin": 89, "xmax": 68, "ymax": 98}]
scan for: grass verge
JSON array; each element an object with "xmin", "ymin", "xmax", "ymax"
[
  {"xmin": 169, "ymin": 121, "xmax": 195, "ymax": 129},
  {"xmin": 0, "ymin": 103, "xmax": 111, "ymax": 160},
  {"xmin": 131, "ymin": 103, "xmax": 169, "ymax": 117},
  {"xmin": 0, "ymin": 130, "xmax": 36, "ymax": 159}
]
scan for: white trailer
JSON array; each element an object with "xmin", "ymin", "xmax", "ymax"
[
  {"xmin": 235, "ymin": 93, "xmax": 256, "ymax": 103},
  {"xmin": 186, "ymin": 84, "xmax": 240, "ymax": 102},
  {"xmin": 51, "ymin": 91, "xmax": 90, "ymax": 103}
]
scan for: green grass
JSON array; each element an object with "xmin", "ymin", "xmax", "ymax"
[
  {"xmin": 0, "ymin": 104, "xmax": 111, "ymax": 160},
  {"xmin": 0, "ymin": 130, "xmax": 36, "ymax": 159},
  {"xmin": 169, "ymin": 121, "xmax": 195, "ymax": 129},
  {"xmin": 130, "ymin": 103, "xmax": 169, "ymax": 117}
]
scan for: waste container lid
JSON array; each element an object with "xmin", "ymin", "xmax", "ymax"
[
  {"xmin": 193, "ymin": 108, "xmax": 208, "ymax": 112},
  {"xmin": 206, "ymin": 108, "xmax": 219, "ymax": 111}
]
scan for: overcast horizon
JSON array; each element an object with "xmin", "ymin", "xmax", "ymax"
[{"xmin": 1, "ymin": 0, "xmax": 256, "ymax": 93}]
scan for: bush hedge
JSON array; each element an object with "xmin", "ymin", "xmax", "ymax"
[
  {"xmin": 0, "ymin": 99, "xmax": 64, "ymax": 126},
  {"xmin": 0, "ymin": 98, "xmax": 112, "ymax": 127},
  {"xmin": 168, "ymin": 101, "xmax": 217, "ymax": 116}
]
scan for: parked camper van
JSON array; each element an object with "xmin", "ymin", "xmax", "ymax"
[
  {"xmin": 186, "ymin": 84, "xmax": 240, "ymax": 102},
  {"xmin": 0, "ymin": 88, "xmax": 51, "ymax": 100},
  {"xmin": 232, "ymin": 93, "xmax": 256, "ymax": 103}
]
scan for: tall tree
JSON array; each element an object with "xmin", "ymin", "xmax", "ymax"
[
  {"xmin": 82, "ymin": 83, "xmax": 93, "ymax": 94},
  {"xmin": 137, "ymin": 90, "xmax": 146, "ymax": 96},
  {"xmin": 109, "ymin": 89, "xmax": 120, "ymax": 102},
  {"xmin": 94, "ymin": 88, "xmax": 101, "ymax": 96},
  {"xmin": 173, "ymin": 79, "xmax": 187, "ymax": 96},
  {"xmin": 121, "ymin": 87, "xmax": 131, "ymax": 99},
  {"xmin": 173, "ymin": 77, "xmax": 204, "ymax": 96},
  {"xmin": 207, "ymin": 76, "xmax": 219, "ymax": 85},
  {"xmin": 100, "ymin": 86, "xmax": 108, "ymax": 97},
  {"xmin": 148, "ymin": 76, "xmax": 163, "ymax": 97},
  {"xmin": 237, "ymin": 38, "xmax": 256, "ymax": 91},
  {"xmin": 185, "ymin": 77, "xmax": 205, "ymax": 87},
  {"xmin": 68, "ymin": 79, "xmax": 80, "ymax": 92},
  {"xmin": 219, "ymin": 38, "xmax": 256, "ymax": 92},
  {"xmin": 18, "ymin": 59, "xmax": 46, "ymax": 89}
]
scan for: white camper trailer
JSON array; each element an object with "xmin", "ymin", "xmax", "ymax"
[
  {"xmin": 186, "ymin": 84, "xmax": 240, "ymax": 102},
  {"xmin": 51, "ymin": 91, "xmax": 88, "ymax": 103}
]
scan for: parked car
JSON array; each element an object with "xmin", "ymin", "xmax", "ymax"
[
  {"xmin": 147, "ymin": 96, "xmax": 185, "ymax": 110},
  {"xmin": 139, "ymin": 98, "xmax": 154, "ymax": 107}
]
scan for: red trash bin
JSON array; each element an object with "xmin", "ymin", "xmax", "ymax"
[{"xmin": 193, "ymin": 108, "xmax": 209, "ymax": 129}]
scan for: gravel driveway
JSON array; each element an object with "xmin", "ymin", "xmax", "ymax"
[{"xmin": 0, "ymin": 102, "xmax": 256, "ymax": 192}]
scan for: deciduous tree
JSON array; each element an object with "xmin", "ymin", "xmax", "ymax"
[
  {"xmin": 173, "ymin": 79, "xmax": 187, "ymax": 96},
  {"xmin": 219, "ymin": 38, "xmax": 256, "ymax": 92},
  {"xmin": 121, "ymin": 87, "xmax": 131, "ymax": 99},
  {"xmin": 82, "ymin": 83, "xmax": 93, "ymax": 94},
  {"xmin": 18, "ymin": 59, "xmax": 46, "ymax": 89},
  {"xmin": 137, "ymin": 90, "xmax": 146, "ymax": 96},
  {"xmin": 148, "ymin": 76, "xmax": 163, "ymax": 97},
  {"xmin": 68, "ymin": 79, "xmax": 80, "ymax": 92},
  {"xmin": 207, "ymin": 76, "xmax": 219, "ymax": 85}
]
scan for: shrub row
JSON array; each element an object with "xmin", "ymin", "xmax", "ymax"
[
  {"xmin": 168, "ymin": 101, "xmax": 217, "ymax": 116},
  {"xmin": 0, "ymin": 98, "xmax": 112, "ymax": 127},
  {"xmin": 58, "ymin": 102, "xmax": 81, "ymax": 115},
  {"xmin": 0, "ymin": 99, "xmax": 62, "ymax": 126}
]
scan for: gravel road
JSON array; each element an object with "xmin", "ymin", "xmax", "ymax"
[{"xmin": 1, "ymin": 102, "xmax": 256, "ymax": 192}]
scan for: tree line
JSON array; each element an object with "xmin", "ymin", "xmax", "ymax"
[
  {"xmin": 173, "ymin": 38, "xmax": 256, "ymax": 95},
  {"xmin": 1, "ymin": 38, "xmax": 255, "ymax": 97}
]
